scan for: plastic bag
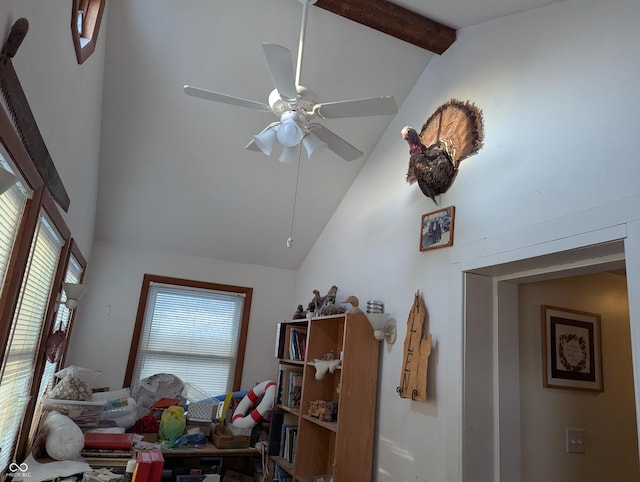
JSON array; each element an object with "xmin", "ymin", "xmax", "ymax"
[
  {"xmin": 132, "ymin": 373, "xmax": 184, "ymax": 420},
  {"xmin": 162, "ymin": 430, "xmax": 206, "ymax": 449},
  {"xmin": 93, "ymin": 388, "xmax": 138, "ymax": 428},
  {"xmin": 158, "ymin": 405, "xmax": 186, "ymax": 442},
  {"xmin": 50, "ymin": 366, "xmax": 102, "ymax": 401},
  {"xmin": 42, "ymin": 411, "xmax": 84, "ymax": 460},
  {"xmin": 100, "ymin": 397, "xmax": 137, "ymax": 428}
]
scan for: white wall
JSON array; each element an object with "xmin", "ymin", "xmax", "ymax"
[
  {"xmin": 518, "ymin": 273, "xmax": 638, "ymax": 481},
  {"xmin": 296, "ymin": 0, "xmax": 640, "ymax": 480},
  {"xmin": 66, "ymin": 240, "xmax": 297, "ymax": 392},
  {"xmin": 0, "ymin": 1, "xmax": 105, "ymax": 259}
]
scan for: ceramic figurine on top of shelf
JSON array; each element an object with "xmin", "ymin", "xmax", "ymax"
[
  {"xmin": 309, "ymin": 290, "xmax": 323, "ymax": 316},
  {"xmin": 320, "ymin": 301, "xmax": 346, "ymax": 316},
  {"xmin": 292, "ymin": 304, "xmax": 307, "ymax": 319},
  {"xmin": 342, "ymin": 295, "xmax": 362, "ymax": 314},
  {"xmin": 319, "ymin": 285, "xmax": 346, "ymax": 315}
]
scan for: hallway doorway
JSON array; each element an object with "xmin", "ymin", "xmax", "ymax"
[{"xmin": 462, "ymin": 240, "xmax": 638, "ymax": 481}]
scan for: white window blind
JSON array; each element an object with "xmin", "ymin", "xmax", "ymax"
[
  {"xmin": 27, "ymin": 255, "xmax": 84, "ymax": 448},
  {"xmin": 0, "ymin": 211, "xmax": 64, "ymax": 472},
  {"xmin": 131, "ymin": 282, "xmax": 246, "ymax": 397},
  {"xmin": 0, "ymin": 156, "xmax": 30, "ymax": 291},
  {"xmin": 37, "ymin": 254, "xmax": 84, "ymax": 401}
]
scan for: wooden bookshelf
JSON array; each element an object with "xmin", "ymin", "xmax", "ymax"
[{"xmin": 269, "ymin": 312, "xmax": 380, "ymax": 482}]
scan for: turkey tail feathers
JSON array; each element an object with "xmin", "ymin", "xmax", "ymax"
[
  {"xmin": 407, "ymin": 99, "xmax": 484, "ymax": 184},
  {"xmin": 421, "ymin": 98, "xmax": 484, "ymax": 165}
]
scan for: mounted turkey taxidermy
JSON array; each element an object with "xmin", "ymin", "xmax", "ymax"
[{"xmin": 403, "ymin": 99, "xmax": 484, "ymax": 204}]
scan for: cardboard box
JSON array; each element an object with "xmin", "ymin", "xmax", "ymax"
[{"xmin": 211, "ymin": 423, "xmax": 250, "ymax": 449}]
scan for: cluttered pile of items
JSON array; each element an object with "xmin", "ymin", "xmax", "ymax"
[{"xmin": 14, "ymin": 368, "xmax": 275, "ymax": 482}]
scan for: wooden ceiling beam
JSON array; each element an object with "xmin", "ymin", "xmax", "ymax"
[{"xmin": 314, "ymin": 0, "xmax": 456, "ymax": 54}]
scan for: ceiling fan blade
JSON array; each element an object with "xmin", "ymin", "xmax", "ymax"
[
  {"xmin": 309, "ymin": 123, "xmax": 363, "ymax": 162},
  {"xmin": 262, "ymin": 43, "xmax": 298, "ymax": 100},
  {"xmin": 184, "ymin": 85, "xmax": 271, "ymax": 112},
  {"xmin": 314, "ymin": 96, "xmax": 398, "ymax": 119}
]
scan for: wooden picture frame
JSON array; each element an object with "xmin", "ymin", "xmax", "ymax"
[
  {"xmin": 420, "ymin": 206, "xmax": 455, "ymax": 251},
  {"xmin": 541, "ymin": 305, "xmax": 603, "ymax": 392}
]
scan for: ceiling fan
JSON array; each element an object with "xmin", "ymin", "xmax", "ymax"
[{"xmin": 183, "ymin": 0, "xmax": 398, "ymax": 163}]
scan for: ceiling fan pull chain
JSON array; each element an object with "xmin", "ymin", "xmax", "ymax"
[{"xmin": 287, "ymin": 145, "xmax": 303, "ymax": 248}]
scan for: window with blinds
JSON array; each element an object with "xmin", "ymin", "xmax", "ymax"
[
  {"xmin": 0, "ymin": 156, "xmax": 30, "ymax": 290},
  {"xmin": 129, "ymin": 278, "xmax": 251, "ymax": 397},
  {"xmin": 25, "ymin": 253, "xmax": 85, "ymax": 450},
  {"xmin": 0, "ymin": 211, "xmax": 64, "ymax": 472},
  {"xmin": 37, "ymin": 253, "xmax": 84, "ymax": 401}
]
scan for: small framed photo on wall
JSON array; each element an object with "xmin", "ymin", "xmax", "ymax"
[
  {"xmin": 541, "ymin": 305, "xmax": 603, "ymax": 392},
  {"xmin": 420, "ymin": 206, "xmax": 455, "ymax": 252}
]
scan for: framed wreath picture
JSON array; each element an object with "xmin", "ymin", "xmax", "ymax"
[
  {"xmin": 541, "ymin": 305, "xmax": 603, "ymax": 392},
  {"xmin": 420, "ymin": 206, "xmax": 455, "ymax": 252}
]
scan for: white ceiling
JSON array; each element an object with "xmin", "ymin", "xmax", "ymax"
[{"xmin": 96, "ymin": 0, "xmax": 563, "ymax": 270}]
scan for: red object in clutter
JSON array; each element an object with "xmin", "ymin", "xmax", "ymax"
[
  {"xmin": 134, "ymin": 449, "xmax": 164, "ymax": 482},
  {"xmin": 132, "ymin": 415, "xmax": 160, "ymax": 434},
  {"xmin": 149, "ymin": 449, "xmax": 164, "ymax": 482},
  {"xmin": 134, "ymin": 450, "xmax": 152, "ymax": 481},
  {"xmin": 84, "ymin": 432, "xmax": 134, "ymax": 450},
  {"xmin": 148, "ymin": 398, "xmax": 182, "ymax": 414}
]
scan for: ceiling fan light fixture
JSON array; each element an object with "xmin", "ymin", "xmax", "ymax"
[
  {"xmin": 253, "ymin": 126, "xmax": 278, "ymax": 155},
  {"xmin": 279, "ymin": 145, "xmax": 299, "ymax": 164},
  {"xmin": 276, "ymin": 111, "xmax": 305, "ymax": 147},
  {"xmin": 302, "ymin": 132, "xmax": 327, "ymax": 158}
]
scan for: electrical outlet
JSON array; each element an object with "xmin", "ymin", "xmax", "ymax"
[{"xmin": 566, "ymin": 427, "xmax": 585, "ymax": 453}]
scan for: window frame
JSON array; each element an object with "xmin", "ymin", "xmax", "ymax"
[
  {"xmin": 71, "ymin": 0, "xmax": 106, "ymax": 64},
  {"xmin": 123, "ymin": 274, "xmax": 253, "ymax": 393},
  {"xmin": 0, "ymin": 95, "xmax": 86, "ymax": 468},
  {"xmin": 18, "ymin": 239, "xmax": 86, "ymax": 459}
]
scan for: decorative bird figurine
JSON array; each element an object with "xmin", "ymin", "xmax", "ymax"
[
  {"xmin": 342, "ymin": 295, "xmax": 363, "ymax": 314},
  {"xmin": 404, "ymin": 99, "xmax": 484, "ymax": 204}
]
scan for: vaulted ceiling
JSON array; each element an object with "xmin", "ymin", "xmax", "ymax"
[{"xmin": 96, "ymin": 0, "xmax": 563, "ymax": 270}]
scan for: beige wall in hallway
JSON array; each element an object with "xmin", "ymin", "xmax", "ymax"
[{"xmin": 518, "ymin": 272, "xmax": 638, "ymax": 481}]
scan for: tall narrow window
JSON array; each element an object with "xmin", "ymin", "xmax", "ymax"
[
  {"xmin": 0, "ymin": 211, "xmax": 64, "ymax": 471},
  {"xmin": 36, "ymin": 252, "xmax": 85, "ymax": 401},
  {"xmin": 125, "ymin": 275, "xmax": 252, "ymax": 397},
  {"xmin": 25, "ymin": 248, "xmax": 85, "ymax": 450},
  {"xmin": 0, "ymin": 154, "xmax": 31, "ymax": 292}
]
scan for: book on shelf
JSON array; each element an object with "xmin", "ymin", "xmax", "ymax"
[
  {"xmin": 275, "ymin": 320, "xmax": 307, "ymax": 359},
  {"xmin": 279, "ymin": 425, "xmax": 297, "ymax": 464},
  {"xmin": 279, "ymin": 365, "xmax": 303, "ymax": 409},
  {"xmin": 288, "ymin": 327, "xmax": 307, "ymax": 361},
  {"xmin": 268, "ymin": 410, "xmax": 285, "ymax": 456},
  {"xmin": 81, "ymin": 448, "xmax": 134, "ymax": 459},
  {"xmin": 287, "ymin": 371, "xmax": 302, "ymax": 408},
  {"xmin": 285, "ymin": 426, "xmax": 297, "ymax": 463},
  {"xmin": 276, "ymin": 364, "xmax": 285, "ymax": 405},
  {"xmin": 83, "ymin": 455, "xmax": 132, "ymax": 469},
  {"xmin": 275, "ymin": 322, "xmax": 286, "ymax": 359}
]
